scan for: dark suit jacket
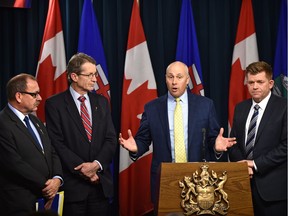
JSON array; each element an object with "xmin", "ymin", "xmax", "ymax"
[
  {"xmin": 229, "ymin": 94, "xmax": 287, "ymax": 202},
  {"xmin": 45, "ymin": 90, "xmax": 117, "ymax": 202},
  {"xmin": 0, "ymin": 106, "xmax": 63, "ymax": 216},
  {"xmin": 132, "ymin": 91, "xmax": 224, "ymax": 203}
]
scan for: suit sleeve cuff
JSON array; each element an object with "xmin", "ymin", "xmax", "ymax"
[
  {"xmin": 94, "ymin": 160, "xmax": 103, "ymax": 172},
  {"xmin": 53, "ymin": 176, "xmax": 64, "ymax": 186}
]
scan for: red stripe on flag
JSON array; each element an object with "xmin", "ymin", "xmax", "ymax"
[
  {"xmin": 228, "ymin": 0, "xmax": 259, "ymax": 129},
  {"xmin": 36, "ymin": 0, "xmax": 67, "ymax": 122},
  {"xmin": 119, "ymin": 154, "xmax": 153, "ymax": 216},
  {"xmin": 119, "ymin": 0, "xmax": 157, "ymax": 215}
]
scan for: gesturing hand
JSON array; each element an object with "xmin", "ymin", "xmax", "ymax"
[
  {"xmin": 214, "ymin": 128, "xmax": 237, "ymax": 152},
  {"xmin": 119, "ymin": 129, "xmax": 138, "ymax": 153}
]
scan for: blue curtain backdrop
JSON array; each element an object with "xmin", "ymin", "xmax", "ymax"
[{"xmin": 0, "ymin": 0, "xmax": 282, "ymax": 214}]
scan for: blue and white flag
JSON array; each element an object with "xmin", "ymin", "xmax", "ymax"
[
  {"xmin": 78, "ymin": 0, "xmax": 111, "ymax": 102},
  {"xmin": 176, "ymin": 0, "xmax": 204, "ymax": 95},
  {"xmin": 272, "ymin": 0, "xmax": 287, "ymax": 97}
]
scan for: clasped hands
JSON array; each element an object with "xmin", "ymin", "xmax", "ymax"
[
  {"xmin": 74, "ymin": 161, "xmax": 100, "ymax": 184},
  {"xmin": 42, "ymin": 178, "xmax": 61, "ymax": 210}
]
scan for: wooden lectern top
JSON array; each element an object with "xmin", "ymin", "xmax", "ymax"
[{"xmin": 157, "ymin": 162, "xmax": 253, "ymax": 216}]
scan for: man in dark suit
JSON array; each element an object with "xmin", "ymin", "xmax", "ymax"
[
  {"xmin": 0, "ymin": 73, "xmax": 63, "ymax": 216},
  {"xmin": 45, "ymin": 53, "xmax": 117, "ymax": 216},
  {"xmin": 229, "ymin": 61, "xmax": 287, "ymax": 216},
  {"xmin": 119, "ymin": 61, "xmax": 236, "ymax": 206}
]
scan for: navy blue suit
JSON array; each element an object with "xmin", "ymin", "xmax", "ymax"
[{"xmin": 132, "ymin": 91, "xmax": 224, "ymax": 203}]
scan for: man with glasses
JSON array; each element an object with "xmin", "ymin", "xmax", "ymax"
[
  {"xmin": 45, "ymin": 52, "xmax": 117, "ymax": 216},
  {"xmin": 0, "ymin": 73, "xmax": 63, "ymax": 215}
]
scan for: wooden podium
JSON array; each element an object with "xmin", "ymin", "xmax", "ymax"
[{"xmin": 157, "ymin": 162, "xmax": 253, "ymax": 216}]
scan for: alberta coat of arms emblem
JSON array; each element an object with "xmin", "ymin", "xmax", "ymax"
[{"xmin": 179, "ymin": 164, "xmax": 229, "ymax": 215}]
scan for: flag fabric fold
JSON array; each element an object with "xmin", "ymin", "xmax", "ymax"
[
  {"xmin": 176, "ymin": 0, "xmax": 204, "ymax": 95},
  {"xmin": 78, "ymin": 0, "xmax": 110, "ymax": 102},
  {"xmin": 0, "ymin": 0, "xmax": 31, "ymax": 8},
  {"xmin": 36, "ymin": 0, "xmax": 68, "ymax": 122},
  {"xmin": 119, "ymin": 0, "xmax": 157, "ymax": 215},
  {"xmin": 272, "ymin": 0, "xmax": 287, "ymax": 97},
  {"xmin": 228, "ymin": 0, "xmax": 259, "ymax": 129}
]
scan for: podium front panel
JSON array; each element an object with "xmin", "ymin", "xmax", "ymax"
[{"xmin": 157, "ymin": 162, "xmax": 253, "ymax": 216}]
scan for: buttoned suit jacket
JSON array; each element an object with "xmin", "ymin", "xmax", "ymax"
[
  {"xmin": 0, "ymin": 106, "xmax": 63, "ymax": 215},
  {"xmin": 229, "ymin": 93, "xmax": 287, "ymax": 201},
  {"xmin": 132, "ymin": 91, "xmax": 224, "ymax": 203},
  {"xmin": 45, "ymin": 90, "xmax": 117, "ymax": 202}
]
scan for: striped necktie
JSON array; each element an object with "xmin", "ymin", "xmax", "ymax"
[
  {"xmin": 174, "ymin": 98, "xmax": 187, "ymax": 162},
  {"xmin": 78, "ymin": 96, "xmax": 92, "ymax": 142},
  {"xmin": 245, "ymin": 104, "xmax": 260, "ymax": 159}
]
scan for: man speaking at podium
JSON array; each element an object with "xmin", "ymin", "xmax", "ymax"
[{"xmin": 119, "ymin": 61, "xmax": 236, "ymax": 207}]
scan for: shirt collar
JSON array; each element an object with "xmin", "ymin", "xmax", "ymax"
[
  {"xmin": 69, "ymin": 86, "xmax": 89, "ymax": 102},
  {"xmin": 252, "ymin": 91, "xmax": 271, "ymax": 110},
  {"xmin": 8, "ymin": 103, "xmax": 26, "ymax": 122},
  {"xmin": 167, "ymin": 90, "xmax": 188, "ymax": 104}
]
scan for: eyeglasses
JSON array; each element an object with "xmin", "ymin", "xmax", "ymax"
[
  {"xmin": 78, "ymin": 72, "xmax": 98, "ymax": 79},
  {"xmin": 20, "ymin": 91, "xmax": 40, "ymax": 98}
]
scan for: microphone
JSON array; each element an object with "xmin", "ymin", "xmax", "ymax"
[{"xmin": 202, "ymin": 128, "xmax": 206, "ymax": 162}]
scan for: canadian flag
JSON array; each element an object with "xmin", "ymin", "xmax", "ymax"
[
  {"xmin": 228, "ymin": 0, "xmax": 259, "ymax": 130},
  {"xmin": 119, "ymin": 0, "xmax": 157, "ymax": 215},
  {"xmin": 36, "ymin": 0, "xmax": 68, "ymax": 122}
]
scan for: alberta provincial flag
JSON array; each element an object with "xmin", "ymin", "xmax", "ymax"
[
  {"xmin": 119, "ymin": 0, "xmax": 157, "ymax": 215},
  {"xmin": 272, "ymin": 0, "xmax": 287, "ymax": 97},
  {"xmin": 228, "ymin": 0, "xmax": 259, "ymax": 130},
  {"xmin": 176, "ymin": 0, "xmax": 204, "ymax": 95},
  {"xmin": 36, "ymin": 0, "xmax": 68, "ymax": 122},
  {"xmin": 78, "ymin": 0, "xmax": 110, "ymax": 102}
]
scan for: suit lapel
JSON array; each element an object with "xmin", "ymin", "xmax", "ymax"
[
  {"xmin": 29, "ymin": 114, "xmax": 49, "ymax": 154},
  {"xmin": 89, "ymin": 93, "xmax": 100, "ymax": 144},
  {"xmin": 5, "ymin": 107, "xmax": 44, "ymax": 154},
  {"xmin": 158, "ymin": 95, "xmax": 171, "ymax": 152},
  {"xmin": 239, "ymin": 100, "xmax": 253, "ymax": 150},
  {"xmin": 255, "ymin": 95, "xmax": 274, "ymax": 144},
  {"xmin": 187, "ymin": 93, "xmax": 198, "ymax": 151}
]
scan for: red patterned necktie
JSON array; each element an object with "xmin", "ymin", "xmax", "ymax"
[{"xmin": 78, "ymin": 96, "xmax": 92, "ymax": 142}]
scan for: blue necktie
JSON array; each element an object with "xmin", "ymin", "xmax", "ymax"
[
  {"xmin": 245, "ymin": 104, "xmax": 260, "ymax": 159},
  {"xmin": 24, "ymin": 116, "xmax": 43, "ymax": 152}
]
